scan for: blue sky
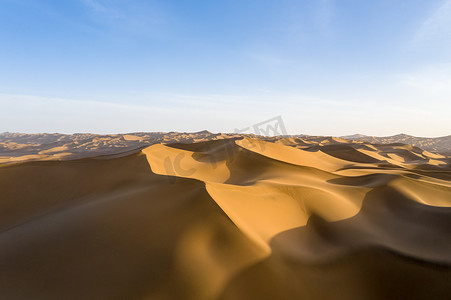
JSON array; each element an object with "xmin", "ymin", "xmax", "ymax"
[{"xmin": 1, "ymin": 0, "xmax": 450, "ymax": 136}]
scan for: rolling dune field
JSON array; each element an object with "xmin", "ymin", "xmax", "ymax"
[{"xmin": 1, "ymin": 133, "xmax": 451, "ymax": 299}]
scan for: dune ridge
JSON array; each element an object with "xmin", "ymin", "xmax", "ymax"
[{"xmin": 1, "ymin": 134, "xmax": 451, "ymax": 299}]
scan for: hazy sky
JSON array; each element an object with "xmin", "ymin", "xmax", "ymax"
[{"xmin": 1, "ymin": 0, "xmax": 450, "ymax": 136}]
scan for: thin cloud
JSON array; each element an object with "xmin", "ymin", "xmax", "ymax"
[
  {"xmin": 80, "ymin": 0, "xmax": 171, "ymax": 38},
  {"xmin": 414, "ymin": 0, "xmax": 451, "ymax": 44},
  {"xmin": 268, "ymin": 0, "xmax": 336, "ymax": 42},
  {"xmin": 316, "ymin": 0, "xmax": 335, "ymax": 32},
  {"xmin": 82, "ymin": 0, "xmax": 109, "ymax": 14}
]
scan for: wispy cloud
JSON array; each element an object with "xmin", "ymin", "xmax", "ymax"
[
  {"xmin": 269, "ymin": 0, "xmax": 336, "ymax": 42},
  {"xmin": 315, "ymin": 0, "xmax": 335, "ymax": 32},
  {"xmin": 83, "ymin": 0, "xmax": 109, "ymax": 14},
  {"xmin": 1, "ymin": 90, "xmax": 449, "ymax": 137},
  {"xmin": 80, "ymin": 0, "xmax": 171, "ymax": 38},
  {"xmin": 0, "ymin": 93, "xmax": 235, "ymax": 134},
  {"xmin": 414, "ymin": 0, "xmax": 451, "ymax": 44}
]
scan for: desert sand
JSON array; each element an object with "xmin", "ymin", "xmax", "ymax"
[{"xmin": 1, "ymin": 132, "xmax": 451, "ymax": 299}]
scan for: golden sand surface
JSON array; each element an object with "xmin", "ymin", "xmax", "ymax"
[{"xmin": 1, "ymin": 132, "xmax": 451, "ymax": 299}]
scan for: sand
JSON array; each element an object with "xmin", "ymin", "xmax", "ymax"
[{"xmin": 1, "ymin": 133, "xmax": 451, "ymax": 299}]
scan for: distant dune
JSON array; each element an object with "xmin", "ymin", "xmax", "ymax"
[
  {"xmin": 1, "ymin": 132, "xmax": 451, "ymax": 299},
  {"xmin": 1, "ymin": 131, "xmax": 451, "ymax": 164},
  {"xmin": 341, "ymin": 133, "xmax": 451, "ymax": 155}
]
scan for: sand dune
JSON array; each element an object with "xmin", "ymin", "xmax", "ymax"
[
  {"xmin": 1, "ymin": 133, "xmax": 451, "ymax": 299},
  {"xmin": 341, "ymin": 133, "xmax": 451, "ymax": 156}
]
